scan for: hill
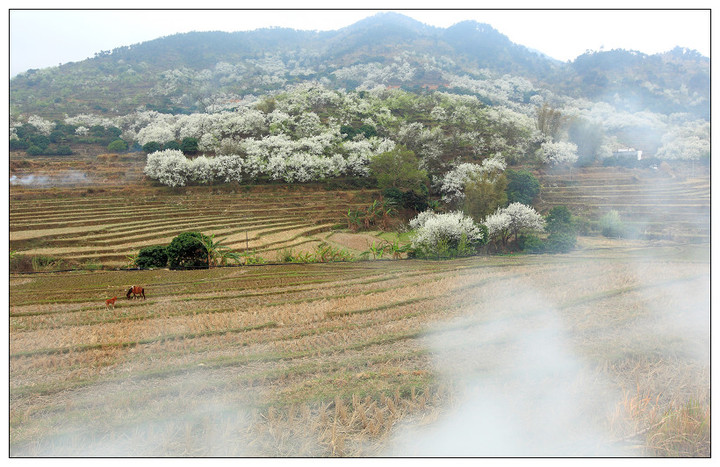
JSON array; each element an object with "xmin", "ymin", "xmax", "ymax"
[{"xmin": 10, "ymin": 12, "xmax": 709, "ymax": 120}]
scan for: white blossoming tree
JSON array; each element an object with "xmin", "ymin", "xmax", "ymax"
[
  {"xmin": 656, "ymin": 121, "xmax": 710, "ymax": 161},
  {"xmin": 539, "ymin": 141, "xmax": 579, "ymax": 166},
  {"xmin": 484, "ymin": 202, "xmax": 545, "ymax": 246},
  {"xmin": 210, "ymin": 155, "xmax": 244, "ymax": 183},
  {"xmin": 27, "ymin": 115, "xmax": 55, "ymax": 136},
  {"xmin": 143, "ymin": 149, "xmax": 189, "ymax": 187},
  {"xmin": 439, "ymin": 153, "xmax": 506, "ymax": 204},
  {"xmin": 409, "ymin": 211, "xmax": 487, "ymax": 259}
]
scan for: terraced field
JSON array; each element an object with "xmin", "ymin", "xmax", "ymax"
[
  {"xmin": 8, "ymin": 162, "xmax": 711, "ymax": 456},
  {"xmin": 537, "ymin": 167, "xmax": 710, "ymax": 243},
  {"xmin": 10, "ymin": 186, "xmax": 378, "ymax": 268},
  {"xmin": 9, "ymin": 242, "xmax": 710, "ymax": 456}
]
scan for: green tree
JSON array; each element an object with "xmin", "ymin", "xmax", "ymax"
[
  {"xmin": 135, "ymin": 245, "xmax": 168, "ymax": 269},
  {"xmin": 462, "ymin": 172, "xmax": 508, "ymax": 222},
  {"xmin": 10, "ymin": 139, "xmax": 30, "ymax": 150},
  {"xmin": 142, "ymin": 141, "xmax": 163, "ymax": 154},
  {"xmin": 106, "ymin": 126, "xmax": 123, "ymax": 138},
  {"xmin": 181, "ymin": 137, "xmax": 199, "ymax": 155},
  {"xmin": 600, "ymin": 210, "xmax": 625, "ymax": 238},
  {"xmin": 107, "ymin": 139, "xmax": 128, "ymax": 153},
  {"xmin": 568, "ymin": 119, "xmax": 605, "ymax": 167},
  {"xmin": 166, "ymin": 232, "xmax": 209, "ymax": 270},
  {"xmin": 369, "ymin": 145, "xmax": 428, "ymax": 193},
  {"xmin": 544, "ymin": 205, "xmax": 577, "ymax": 253},
  {"xmin": 26, "ymin": 145, "xmax": 45, "ymax": 155},
  {"xmin": 49, "ymin": 130, "xmax": 66, "ymax": 144},
  {"xmin": 505, "ymin": 169, "xmax": 541, "ymax": 205},
  {"xmin": 545, "ymin": 205, "xmax": 573, "ymax": 233},
  {"xmin": 163, "ymin": 140, "xmax": 181, "ymax": 151},
  {"xmin": 55, "ymin": 145, "xmax": 73, "ymax": 155},
  {"xmin": 29, "ymin": 134, "xmax": 50, "ymax": 150}
]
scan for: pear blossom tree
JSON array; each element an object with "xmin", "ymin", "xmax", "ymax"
[
  {"xmin": 656, "ymin": 121, "xmax": 710, "ymax": 161},
  {"xmin": 484, "ymin": 202, "xmax": 545, "ymax": 246},
  {"xmin": 409, "ymin": 210, "xmax": 487, "ymax": 258},
  {"xmin": 538, "ymin": 141, "xmax": 579, "ymax": 166},
  {"xmin": 27, "ymin": 115, "xmax": 55, "ymax": 136},
  {"xmin": 438, "ymin": 153, "xmax": 506, "ymax": 204},
  {"xmin": 143, "ymin": 149, "xmax": 189, "ymax": 187}
]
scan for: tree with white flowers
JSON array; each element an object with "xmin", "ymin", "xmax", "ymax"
[
  {"xmin": 27, "ymin": 115, "xmax": 55, "ymax": 136},
  {"xmin": 538, "ymin": 141, "xmax": 579, "ymax": 166},
  {"xmin": 484, "ymin": 202, "xmax": 545, "ymax": 246},
  {"xmin": 439, "ymin": 153, "xmax": 506, "ymax": 204},
  {"xmin": 409, "ymin": 210, "xmax": 487, "ymax": 259},
  {"xmin": 143, "ymin": 149, "xmax": 189, "ymax": 187},
  {"xmin": 210, "ymin": 155, "xmax": 244, "ymax": 183},
  {"xmin": 656, "ymin": 120, "xmax": 709, "ymax": 161}
]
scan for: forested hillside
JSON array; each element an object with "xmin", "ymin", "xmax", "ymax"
[
  {"xmin": 10, "ymin": 12, "xmax": 708, "ymax": 120},
  {"xmin": 9, "ymin": 12, "xmax": 710, "ymax": 204}
]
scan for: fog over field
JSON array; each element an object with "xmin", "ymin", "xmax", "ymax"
[{"xmin": 385, "ymin": 279, "xmax": 623, "ymax": 456}]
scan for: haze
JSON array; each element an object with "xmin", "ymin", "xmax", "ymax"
[{"xmin": 9, "ymin": 7, "xmax": 710, "ymax": 77}]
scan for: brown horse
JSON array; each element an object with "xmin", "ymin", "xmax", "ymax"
[
  {"xmin": 105, "ymin": 296, "xmax": 117, "ymax": 309},
  {"xmin": 126, "ymin": 285, "xmax": 146, "ymax": 300}
]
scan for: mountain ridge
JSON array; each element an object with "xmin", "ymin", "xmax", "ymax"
[{"xmin": 10, "ymin": 12, "xmax": 709, "ymax": 120}]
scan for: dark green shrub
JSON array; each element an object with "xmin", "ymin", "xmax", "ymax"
[
  {"xmin": 382, "ymin": 187, "xmax": 428, "ymax": 212},
  {"xmin": 135, "ymin": 245, "xmax": 168, "ymax": 269},
  {"xmin": 505, "ymin": 169, "xmax": 541, "ymax": 205},
  {"xmin": 26, "ymin": 145, "xmax": 45, "ymax": 156},
  {"xmin": 107, "ymin": 139, "xmax": 128, "ymax": 153},
  {"xmin": 401, "ymin": 190, "xmax": 429, "ymax": 212},
  {"xmin": 181, "ymin": 137, "xmax": 199, "ymax": 155},
  {"xmin": 143, "ymin": 141, "xmax": 163, "ymax": 154},
  {"xmin": 545, "ymin": 231, "xmax": 577, "ymax": 253},
  {"xmin": 163, "ymin": 140, "xmax": 181, "ymax": 151},
  {"xmin": 166, "ymin": 232, "xmax": 209, "ymax": 270},
  {"xmin": 382, "ymin": 187, "xmax": 404, "ymax": 206},
  {"xmin": 10, "ymin": 139, "xmax": 30, "ymax": 150},
  {"xmin": 545, "ymin": 205, "xmax": 573, "ymax": 233},
  {"xmin": 518, "ymin": 234, "xmax": 545, "ymax": 253},
  {"xmin": 55, "ymin": 145, "xmax": 73, "ymax": 155}
]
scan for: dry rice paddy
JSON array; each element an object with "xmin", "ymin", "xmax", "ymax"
[
  {"xmin": 9, "ymin": 185, "xmax": 377, "ymax": 268},
  {"xmin": 9, "ymin": 240, "xmax": 710, "ymax": 456}
]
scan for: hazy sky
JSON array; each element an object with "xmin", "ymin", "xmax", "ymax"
[{"xmin": 7, "ymin": 4, "xmax": 712, "ymax": 77}]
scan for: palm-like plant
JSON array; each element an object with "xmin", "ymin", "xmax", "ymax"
[{"xmin": 199, "ymin": 234, "xmax": 241, "ymax": 267}]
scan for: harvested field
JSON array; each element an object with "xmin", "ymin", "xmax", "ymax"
[
  {"xmin": 9, "ymin": 185, "xmax": 378, "ymax": 268},
  {"xmin": 537, "ymin": 167, "xmax": 710, "ymax": 243},
  {"xmin": 9, "ymin": 240, "xmax": 710, "ymax": 456}
]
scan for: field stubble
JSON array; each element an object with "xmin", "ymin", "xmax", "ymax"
[{"xmin": 9, "ymin": 242, "xmax": 710, "ymax": 456}]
